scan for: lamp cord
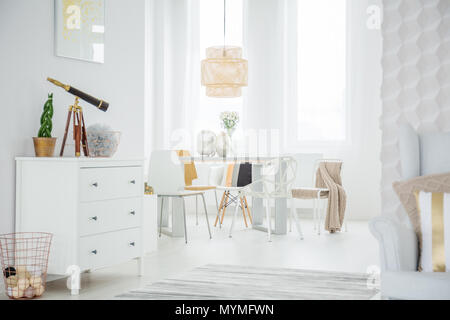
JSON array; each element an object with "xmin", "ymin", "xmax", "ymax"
[{"xmin": 223, "ymin": 0, "xmax": 226, "ymax": 56}]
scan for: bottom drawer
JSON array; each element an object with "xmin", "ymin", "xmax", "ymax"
[{"xmin": 79, "ymin": 228, "xmax": 141, "ymax": 271}]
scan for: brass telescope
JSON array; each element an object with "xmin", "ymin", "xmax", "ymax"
[
  {"xmin": 47, "ymin": 77, "xmax": 109, "ymax": 112},
  {"xmin": 47, "ymin": 77, "xmax": 110, "ymax": 157}
]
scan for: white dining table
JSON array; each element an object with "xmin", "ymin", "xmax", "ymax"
[{"xmin": 158, "ymin": 156, "xmax": 289, "ymax": 237}]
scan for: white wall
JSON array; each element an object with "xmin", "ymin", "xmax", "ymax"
[
  {"xmin": 246, "ymin": 0, "xmax": 382, "ymax": 221},
  {"xmin": 0, "ymin": 0, "xmax": 147, "ymax": 234},
  {"xmin": 381, "ymin": 0, "xmax": 450, "ymax": 221}
]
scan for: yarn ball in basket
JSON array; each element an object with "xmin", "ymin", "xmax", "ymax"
[
  {"xmin": 34, "ymin": 285, "xmax": 45, "ymax": 297},
  {"xmin": 17, "ymin": 278, "xmax": 30, "ymax": 291},
  {"xmin": 12, "ymin": 287, "xmax": 24, "ymax": 299},
  {"xmin": 6, "ymin": 275, "xmax": 18, "ymax": 287},
  {"xmin": 30, "ymin": 276, "xmax": 42, "ymax": 289},
  {"xmin": 3, "ymin": 266, "xmax": 16, "ymax": 278},
  {"xmin": 16, "ymin": 266, "xmax": 31, "ymax": 280},
  {"xmin": 24, "ymin": 286, "xmax": 35, "ymax": 299},
  {"xmin": 87, "ymin": 124, "xmax": 121, "ymax": 157}
]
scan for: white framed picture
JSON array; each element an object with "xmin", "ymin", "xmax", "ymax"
[{"xmin": 54, "ymin": 0, "xmax": 105, "ymax": 64}]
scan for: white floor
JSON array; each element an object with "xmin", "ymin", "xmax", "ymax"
[{"xmin": 0, "ymin": 214, "xmax": 380, "ymax": 300}]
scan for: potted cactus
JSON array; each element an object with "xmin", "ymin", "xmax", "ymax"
[{"xmin": 33, "ymin": 93, "xmax": 57, "ymax": 157}]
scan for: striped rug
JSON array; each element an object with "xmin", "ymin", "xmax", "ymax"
[{"xmin": 117, "ymin": 264, "xmax": 379, "ymax": 300}]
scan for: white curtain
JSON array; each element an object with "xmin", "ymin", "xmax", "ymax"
[
  {"xmin": 147, "ymin": 0, "xmax": 296, "ymax": 157},
  {"xmin": 148, "ymin": 0, "xmax": 200, "ymax": 152},
  {"xmin": 244, "ymin": 0, "xmax": 297, "ymax": 155}
]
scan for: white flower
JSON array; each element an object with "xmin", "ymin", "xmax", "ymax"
[{"xmin": 220, "ymin": 111, "xmax": 239, "ymax": 130}]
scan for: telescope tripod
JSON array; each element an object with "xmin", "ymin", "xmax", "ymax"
[{"xmin": 60, "ymin": 97, "xmax": 89, "ymax": 157}]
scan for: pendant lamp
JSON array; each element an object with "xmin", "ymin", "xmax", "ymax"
[{"xmin": 201, "ymin": 0, "xmax": 248, "ymax": 98}]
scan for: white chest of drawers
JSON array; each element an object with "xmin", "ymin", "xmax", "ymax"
[{"xmin": 15, "ymin": 157, "xmax": 145, "ymax": 277}]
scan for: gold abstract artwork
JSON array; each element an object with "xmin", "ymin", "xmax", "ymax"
[{"xmin": 55, "ymin": 0, "xmax": 105, "ymax": 63}]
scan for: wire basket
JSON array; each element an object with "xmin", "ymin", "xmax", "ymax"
[{"xmin": 0, "ymin": 232, "xmax": 52, "ymax": 299}]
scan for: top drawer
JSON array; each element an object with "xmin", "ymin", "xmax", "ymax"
[{"xmin": 80, "ymin": 166, "xmax": 142, "ymax": 202}]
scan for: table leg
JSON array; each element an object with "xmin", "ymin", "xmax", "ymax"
[
  {"xmin": 158, "ymin": 197, "xmax": 185, "ymax": 237},
  {"xmin": 157, "ymin": 197, "xmax": 168, "ymax": 227},
  {"xmin": 251, "ymin": 160, "xmax": 288, "ymax": 235},
  {"xmin": 251, "ymin": 164, "xmax": 264, "ymax": 226},
  {"xmin": 274, "ymin": 160, "xmax": 288, "ymax": 235}
]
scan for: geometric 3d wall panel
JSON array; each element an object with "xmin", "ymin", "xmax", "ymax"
[{"xmin": 381, "ymin": 0, "xmax": 450, "ymax": 220}]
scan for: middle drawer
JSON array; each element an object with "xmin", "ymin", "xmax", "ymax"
[{"xmin": 79, "ymin": 198, "xmax": 142, "ymax": 237}]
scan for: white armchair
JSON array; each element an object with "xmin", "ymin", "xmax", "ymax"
[
  {"xmin": 370, "ymin": 124, "xmax": 450, "ymax": 299},
  {"xmin": 370, "ymin": 216, "xmax": 450, "ymax": 299},
  {"xmin": 369, "ymin": 217, "xmax": 418, "ymax": 273}
]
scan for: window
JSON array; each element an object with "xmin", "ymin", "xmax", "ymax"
[
  {"xmin": 196, "ymin": 0, "xmax": 244, "ymax": 134},
  {"xmin": 297, "ymin": 0, "xmax": 347, "ymax": 142}
]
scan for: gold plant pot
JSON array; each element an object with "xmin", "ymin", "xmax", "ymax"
[{"xmin": 33, "ymin": 137, "xmax": 57, "ymax": 157}]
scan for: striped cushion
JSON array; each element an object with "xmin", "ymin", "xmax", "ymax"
[{"xmin": 415, "ymin": 191, "xmax": 450, "ymax": 272}]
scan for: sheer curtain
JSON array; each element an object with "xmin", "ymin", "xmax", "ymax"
[
  {"xmin": 148, "ymin": 0, "xmax": 200, "ymax": 152},
  {"xmin": 148, "ymin": 0, "xmax": 296, "ymax": 156},
  {"xmin": 245, "ymin": 0, "xmax": 297, "ymax": 156},
  {"xmin": 246, "ymin": 0, "xmax": 347, "ymax": 153},
  {"xmin": 148, "ymin": 0, "xmax": 343, "ymax": 154},
  {"xmin": 147, "ymin": 0, "xmax": 245, "ymax": 156}
]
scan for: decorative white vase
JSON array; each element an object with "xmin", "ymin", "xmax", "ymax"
[
  {"xmin": 197, "ymin": 130, "xmax": 217, "ymax": 156},
  {"xmin": 216, "ymin": 132, "xmax": 232, "ymax": 158},
  {"xmin": 226, "ymin": 128, "xmax": 236, "ymax": 155}
]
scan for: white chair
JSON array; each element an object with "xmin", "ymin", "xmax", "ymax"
[
  {"xmin": 291, "ymin": 158, "xmax": 346, "ymax": 235},
  {"xmin": 229, "ymin": 157, "xmax": 302, "ymax": 242},
  {"xmin": 288, "ymin": 153, "xmax": 322, "ymax": 232},
  {"xmin": 148, "ymin": 150, "xmax": 212, "ymax": 243}
]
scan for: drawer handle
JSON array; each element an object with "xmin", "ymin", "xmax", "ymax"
[
  {"xmin": 129, "ymin": 180, "xmax": 136, "ymax": 184},
  {"xmin": 91, "ymin": 250, "xmax": 98, "ymax": 255},
  {"xmin": 91, "ymin": 182, "xmax": 99, "ymax": 187},
  {"xmin": 129, "ymin": 242, "xmax": 135, "ymax": 247},
  {"xmin": 129, "ymin": 211, "xmax": 136, "ymax": 216},
  {"xmin": 89, "ymin": 216, "xmax": 98, "ymax": 221}
]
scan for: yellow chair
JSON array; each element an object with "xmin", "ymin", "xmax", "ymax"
[{"xmin": 176, "ymin": 150, "xmax": 221, "ymax": 225}]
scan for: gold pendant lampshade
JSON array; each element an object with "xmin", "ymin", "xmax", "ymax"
[
  {"xmin": 202, "ymin": 46, "xmax": 248, "ymax": 98},
  {"xmin": 201, "ymin": 1, "xmax": 248, "ymax": 98}
]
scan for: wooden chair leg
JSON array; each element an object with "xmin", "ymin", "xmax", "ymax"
[
  {"xmin": 240, "ymin": 196, "xmax": 248, "ymax": 228},
  {"xmin": 220, "ymin": 192, "xmax": 230, "ymax": 225},
  {"xmin": 214, "ymin": 191, "xmax": 226, "ymax": 227},
  {"xmin": 244, "ymin": 196, "xmax": 252, "ymax": 224}
]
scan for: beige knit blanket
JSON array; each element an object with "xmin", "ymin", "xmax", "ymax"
[{"xmin": 316, "ymin": 162, "xmax": 346, "ymax": 233}]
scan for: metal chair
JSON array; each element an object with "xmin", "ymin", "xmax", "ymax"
[
  {"xmin": 148, "ymin": 150, "xmax": 212, "ymax": 244},
  {"xmin": 229, "ymin": 156, "xmax": 302, "ymax": 242},
  {"xmin": 291, "ymin": 159, "xmax": 346, "ymax": 235}
]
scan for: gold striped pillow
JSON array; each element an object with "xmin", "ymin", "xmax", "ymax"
[{"xmin": 415, "ymin": 191, "xmax": 450, "ymax": 272}]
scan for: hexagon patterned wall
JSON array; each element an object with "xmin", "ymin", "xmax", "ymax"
[{"xmin": 381, "ymin": 0, "xmax": 450, "ymax": 220}]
